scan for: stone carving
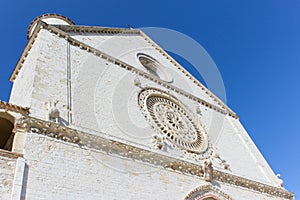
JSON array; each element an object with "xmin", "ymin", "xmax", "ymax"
[
  {"xmin": 133, "ymin": 77, "xmax": 141, "ymax": 87},
  {"xmin": 18, "ymin": 116, "xmax": 81, "ymax": 145},
  {"xmin": 203, "ymin": 161, "xmax": 213, "ymax": 182},
  {"xmin": 152, "ymin": 134, "xmax": 167, "ymax": 150},
  {"xmin": 195, "ymin": 106, "xmax": 202, "ymax": 115},
  {"xmin": 184, "ymin": 184, "xmax": 233, "ymax": 200},
  {"xmin": 213, "ymin": 152, "xmax": 230, "ymax": 171},
  {"xmin": 276, "ymin": 174, "xmax": 284, "ymax": 187},
  {"xmin": 48, "ymin": 101, "xmax": 60, "ymax": 123},
  {"xmin": 213, "ymin": 170, "xmax": 293, "ymax": 199},
  {"xmin": 138, "ymin": 88, "xmax": 208, "ymax": 154}
]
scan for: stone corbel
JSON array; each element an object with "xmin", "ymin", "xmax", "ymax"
[{"xmin": 11, "ymin": 117, "xmax": 27, "ymax": 154}]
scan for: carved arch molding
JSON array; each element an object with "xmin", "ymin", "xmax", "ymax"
[{"xmin": 184, "ymin": 185, "xmax": 232, "ymax": 200}]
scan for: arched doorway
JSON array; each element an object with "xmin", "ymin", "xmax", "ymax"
[{"xmin": 184, "ymin": 185, "xmax": 232, "ymax": 200}]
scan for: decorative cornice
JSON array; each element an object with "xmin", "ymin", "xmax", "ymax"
[
  {"xmin": 17, "ymin": 116, "xmax": 293, "ymax": 199},
  {"xmin": 184, "ymin": 184, "xmax": 233, "ymax": 200},
  {"xmin": 213, "ymin": 170, "xmax": 293, "ymax": 199},
  {"xmin": 0, "ymin": 101, "xmax": 30, "ymax": 115},
  {"xmin": 10, "ymin": 21, "xmax": 44, "ymax": 82},
  {"xmin": 54, "ymin": 24, "xmax": 140, "ymax": 35},
  {"xmin": 0, "ymin": 149, "xmax": 23, "ymax": 159},
  {"xmin": 9, "ymin": 21, "xmax": 238, "ymax": 119}
]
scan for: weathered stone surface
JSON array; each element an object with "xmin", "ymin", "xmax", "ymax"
[{"xmin": 0, "ymin": 155, "xmax": 17, "ymax": 199}]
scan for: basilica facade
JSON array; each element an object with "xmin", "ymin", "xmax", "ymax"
[{"xmin": 0, "ymin": 14, "xmax": 294, "ymax": 199}]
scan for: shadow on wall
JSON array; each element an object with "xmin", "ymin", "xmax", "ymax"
[{"xmin": 20, "ymin": 163, "xmax": 29, "ymax": 200}]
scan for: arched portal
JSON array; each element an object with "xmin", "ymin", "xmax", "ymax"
[{"xmin": 184, "ymin": 185, "xmax": 232, "ymax": 200}]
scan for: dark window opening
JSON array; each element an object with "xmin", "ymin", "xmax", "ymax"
[{"xmin": 0, "ymin": 117, "xmax": 14, "ymax": 151}]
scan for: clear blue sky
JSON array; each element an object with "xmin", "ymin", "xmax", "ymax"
[{"xmin": 0, "ymin": 0, "xmax": 299, "ymax": 197}]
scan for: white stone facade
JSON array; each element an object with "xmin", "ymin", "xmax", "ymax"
[
  {"xmin": 0, "ymin": 155, "xmax": 17, "ymax": 199},
  {"xmin": 0, "ymin": 14, "xmax": 294, "ymax": 199}
]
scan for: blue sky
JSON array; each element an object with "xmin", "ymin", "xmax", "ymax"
[{"xmin": 0, "ymin": 0, "xmax": 299, "ymax": 197}]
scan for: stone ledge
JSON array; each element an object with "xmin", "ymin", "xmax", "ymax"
[
  {"xmin": 213, "ymin": 170, "xmax": 294, "ymax": 199},
  {"xmin": 0, "ymin": 149, "xmax": 23, "ymax": 159},
  {"xmin": 18, "ymin": 116, "xmax": 293, "ymax": 199}
]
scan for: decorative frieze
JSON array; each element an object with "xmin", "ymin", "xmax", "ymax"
[
  {"xmin": 17, "ymin": 116, "xmax": 294, "ymax": 199},
  {"xmin": 213, "ymin": 170, "xmax": 294, "ymax": 199},
  {"xmin": 19, "ymin": 116, "xmax": 82, "ymax": 145},
  {"xmin": 54, "ymin": 24, "xmax": 140, "ymax": 35}
]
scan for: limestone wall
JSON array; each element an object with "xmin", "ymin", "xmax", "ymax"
[
  {"xmin": 22, "ymin": 133, "xmax": 201, "ymax": 199},
  {"xmin": 69, "ymin": 32, "xmax": 217, "ymax": 107},
  {"xmin": 0, "ymin": 154, "xmax": 17, "ymax": 199},
  {"xmin": 21, "ymin": 132, "xmax": 281, "ymax": 200}
]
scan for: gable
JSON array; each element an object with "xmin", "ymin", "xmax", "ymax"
[{"xmin": 9, "ymin": 20, "xmax": 280, "ymax": 188}]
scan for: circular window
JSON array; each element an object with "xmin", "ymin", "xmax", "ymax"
[
  {"xmin": 137, "ymin": 53, "xmax": 173, "ymax": 83},
  {"xmin": 138, "ymin": 88, "xmax": 208, "ymax": 153}
]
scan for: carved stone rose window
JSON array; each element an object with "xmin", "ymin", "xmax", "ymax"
[{"xmin": 138, "ymin": 88, "xmax": 208, "ymax": 153}]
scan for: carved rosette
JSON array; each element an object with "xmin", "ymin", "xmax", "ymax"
[{"xmin": 138, "ymin": 88, "xmax": 210, "ymax": 155}]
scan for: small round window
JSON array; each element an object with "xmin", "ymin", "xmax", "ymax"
[{"xmin": 137, "ymin": 53, "xmax": 173, "ymax": 83}]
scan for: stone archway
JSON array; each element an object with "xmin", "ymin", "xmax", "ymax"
[{"xmin": 184, "ymin": 185, "xmax": 232, "ymax": 200}]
